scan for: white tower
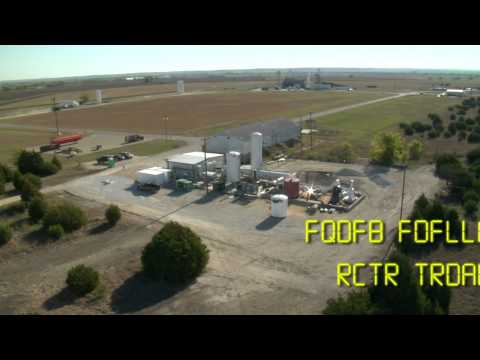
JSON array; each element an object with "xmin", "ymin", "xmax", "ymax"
[
  {"xmin": 226, "ymin": 151, "xmax": 241, "ymax": 184},
  {"xmin": 96, "ymin": 89, "xmax": 102, "ymax": 104},
  {"xmin": 176, "ymin": 80, "xmax": 185, "ymax": 94},
  {"xmin": 251, "ymin": 132, "xmax": 263, "ymax": 170}
]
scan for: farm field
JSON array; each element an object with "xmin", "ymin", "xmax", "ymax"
[
  {"xmin": 5, "ymin": 91, "xmax": 388, "ymax": 135},
  {"xmin": 0, "ymin": 80, "xmax": 278, "ymax": 110}
]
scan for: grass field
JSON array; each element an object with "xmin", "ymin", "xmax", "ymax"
[
  {"xmin": 290, "ymin": 94, "xmax": 470, "ymax": 159},
  {"xmin": 0, "ymin": 127, "xmax": 58, "ymax": 164},
  {"xmin": 5, "ymin": 91, "xmax": 388, "ymax": 135}
]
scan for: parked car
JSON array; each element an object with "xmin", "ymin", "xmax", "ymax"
[
  {"xmin": 119, "ymin": 152, "xmax": 133, "ymax": 159},
  {"xmin": 124, "ymin": 134, "xmax": 144, "ymax": 143},
  {"xmin": 97, "ymin": 155, "xmax": 114, "ymax": 165},
  {"xmin": 113, "ymin": 154, "xmax": 125, "ymax": 161}
]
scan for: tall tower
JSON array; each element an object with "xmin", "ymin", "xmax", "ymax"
[{"xmin": 176, "ymin": 80, "xmax": 185, "ymax": 94}]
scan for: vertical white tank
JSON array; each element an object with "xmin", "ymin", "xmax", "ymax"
[
  {"xmin": 226, "ymin": 151, "xmax": 241, "ymax": 184},
  {"xmin": 96, "ymin": 89, "xmax": 102, "ymax": 104},
  {"xmin": 271, "ymin": 194, "xmax": 288, "ymax": 218},
  {"xmin": 177, "ymin": 80, "xmax": 185, "ymax": 94},
  {"xmin": 251, "ymin": 132, "xmax": 263, "ymax": 170}
]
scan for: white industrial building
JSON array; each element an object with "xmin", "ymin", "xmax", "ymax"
[
  {"xmin": 176, "ymin": 80, "xmax": 185, "ymax": 94},
  {"xmin": 206, "ymin": 119, "xmax": 301, "ymax": 162},
  {"xmin": 446, "ymin": 89, "xmax": 465, "ymax": 97},
  {"xmin": 166, "ymin": 151, "xmax": 224, "ymax": 180},
  {"xmin": 96, "ymin": 89, "xmax": 102, "ymax": 104}
]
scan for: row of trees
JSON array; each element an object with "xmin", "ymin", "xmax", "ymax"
[{"xmin": 369, "ymin": 133, "xmax": 424, "ymax": 166}]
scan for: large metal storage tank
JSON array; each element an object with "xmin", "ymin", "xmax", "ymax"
[
  {"xmin": 251, "ymin": 132, "xmax": 263, "ymax": 170},
  {"xmin": 96, "ymin": 89, "xmax": 102, "ymax": 104},
  {"xmin": 271, "ymin": 194, "xmax": 288, "ymax": 218},
  {"xmin": 226, "ymin": 151, "xmax": 241, "ymax": 184},
  {"xmin": 284, "ymin": 177, "xmax": 300, "ymax": 199}
]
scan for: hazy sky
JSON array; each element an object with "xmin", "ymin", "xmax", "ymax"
[{"xmin": 1, "ymin": 45, "xmax": 480, "ymax": 81}]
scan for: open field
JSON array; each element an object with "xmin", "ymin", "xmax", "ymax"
[
  {"xmin": 0, "ymin": 80, "xmax": 279, "ymax": 111},
  {"xmin": 5, "ymin": 91, "xmax": 388, "ymax": 135},
  {"xmin": 0, "ymin": 127, "xmax": 59, "ymax": 163},
  {"xmin": 320, "ymin": 74, "xmax": 480, "ymax": 92},
  {"xmin": 287, "ymin": 95, "xmax": 467, "ymax": 159}
]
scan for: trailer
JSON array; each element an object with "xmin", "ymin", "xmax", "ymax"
[
  {"xmin": 136, "ymin": 167, "xmax": 171, "ymax": 187},
  {"xmin": 125, "ymin": 134, "xmax": 144, "ymax": 143},
  {"xmin": 51, "ymin": 134, "xmax": 83, "ymax": 146}
]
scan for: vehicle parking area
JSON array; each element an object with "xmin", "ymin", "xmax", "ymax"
[{"xmin": 59, "ymin": 159, "xmax": 442, "ymax": 314}]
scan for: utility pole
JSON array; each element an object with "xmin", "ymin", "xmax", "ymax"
[
  {"xmin": 309, "ymin": 112, "xmax": 313, "ymax": 150},
  {"xmin": 399, "ymin": 164, "xmax": 407, "ymax": 221},
  {"xmin": 204, "ymin": 137, "xmax": 208, "ymax": 195},
  {"xmin": 52, "ymin": 96, "xmax": 59, "ymax": 136}
]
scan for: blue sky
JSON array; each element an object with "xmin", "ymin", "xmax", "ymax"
[{"xmin": 1, "ymin": 45, "xmax": 480, "ymax": 81}]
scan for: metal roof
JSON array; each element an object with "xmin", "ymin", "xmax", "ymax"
[
  {"xmin": 167, "ymin": 152, "xmax": 223, "ymax": 165},
  {"xmin": 137, "ymin": 167, "xmax": 171, "ymax": 175}
]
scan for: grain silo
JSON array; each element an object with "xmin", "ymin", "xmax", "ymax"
[
  {"xmin": 251, "ymin": 132, "xmax": 263, "ymax": 170},
  {"xmin": 226, "ymin": 151, "xmax": 241, "ymax": 184},
  {"xmin": 96, "ymin": 89, "xmax": 102, "ymax": 104},
  {"xmin": 271, "ymin": 194, "xmax": 288, "ymax": 218},
  {"xmin": 177, "ymin": 80, "xmax": 185, "ymax": 94}
]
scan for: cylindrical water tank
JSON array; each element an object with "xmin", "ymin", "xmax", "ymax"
[
  {"xmin": 271, "ymin": 194, "xmax": 288, "ymax": 218},
  {"xmin": 226, "ymin": 151, "xmax": 241, "ymax": 184},
  {"xmin": 251, "ymin": 132, "xmax": 263, "ymax": 170},
  {"xmin": 96, "ymin": 89, "xmax": 102, "ymax": 104}
]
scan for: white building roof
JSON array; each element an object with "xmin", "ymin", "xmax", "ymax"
[
  {"xmin": 167, "ymin": 152, "xmax": 223, "ymax": 165},
  {"xmin": 446, "ymin": 89, "xmax": 465, "ymax": 93},
  {"xmin": 137, "ymin": 167, "xmax": 171, "ymax": 176}
]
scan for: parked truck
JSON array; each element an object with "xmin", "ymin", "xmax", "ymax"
[{"xmin": 124, "ymin": 134, "xmax": 144, "ymax": 143}]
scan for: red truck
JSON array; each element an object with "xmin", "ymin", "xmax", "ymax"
[{"xmin": 51, "ymin": 134, "xmax": 82, "ymax": 146}]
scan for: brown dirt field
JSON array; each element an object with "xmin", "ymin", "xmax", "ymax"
[
  {"xmin": 7, "ymin": 91, "xmax": 386, "ymax": 135},
  {"xmin": 0, "ymin": 80, "xmax": 278, "ymax": 110}
]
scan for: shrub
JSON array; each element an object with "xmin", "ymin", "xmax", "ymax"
[
  {"xmin": 21, "ymin": 180, "xmax": 41, "ymax": 203},
  {"xmin": 43, "ymin": 202, "xmax": 87, "ymax": 233},
  {"xmin": 51, "ymin": 156, "xmax": 62, "ymax": 170},
  {"xmin": 13, "ymin": 171, "xmax": 24, "ymax": 191},
  {"xmin": 468, "ymin": 132, "xmax": 480, "ymax": 143},
  {"xmin": 0, "ymin": 163, "xmax": 13, "ymax": 183},
  {"xmin": 141, "ymin": 221, "xmax": 209, "ymax": 284},
  {"xmin": 39, "ymin": 161, "xmax": 59, "ymax": 176},
  {"xmin": 48, "ymin": 224, "xmax": 64, "ymax": 240},
  {"xmin": 66, "ymin": 265, "xmax": 99, "ymax": 296},
  {"xmin": 16, "ymin": 150, "xmax": 45, "ymax": 175},
  {"xmin": 427, "ymin": 131, "xmax": 437, "ymax": 139},
  {"xmin": 458, "ymin": 131, "xmax": 467, "ymax": 141},
  {"xmin": 3, "ymin": 202, "xmax": 26, "ymax": 216},
  {"xmin": 0, "ymin": 178, "xmax": 4, "ymax": 195},
  {"xmin": 467, "ymin": 118, "xmax": 475, "ymax": 126},
  {"xmin": 323, "ymin": 290, "xmax": 373, "ymax": 315},
  {"xmin": 28, "ymin": 196, "xmax": 48, "ymax": 223},
  {"xmin": 464, "ymin": 200, "xmax": 478, "ymax": 218},
  {"xmin": 467, "ymin": 148, "xmax": 480, "ymax": 164},
  {"xmin": 464, "ymin": 190, "xmax": 480, "ymax": 204},
  {"xmin": 404, "ymin": 126, "xmax": 414, "ymax": 136},
  {"xmin": 0, "ymin": 223, "xmax": 12, "ymax": 245},
  {"xmin": 105, "ymin": 205, "xmax": 121, "ymax": 226},
  {"xmin": 443, "ymin": 131, "xmax": 452, "ymax": 138}
]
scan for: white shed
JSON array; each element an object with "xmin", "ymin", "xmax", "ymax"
[{"xmin": 136, "ymin": 167, "xmax": 171, "ymax": 186}]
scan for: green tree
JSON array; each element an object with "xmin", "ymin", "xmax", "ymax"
[
  {"xmin": 21, "ymin": 179, "xmax": 41, "ymax": 203},
  {"xmin": 369, "ymin": 132, "xmax": 406, "ymax": 166},
  {"xmin": 43, "ymin": 202, "xmax": 87, "ymax": 232},
  {"xmin": 408, "ymin": 139, "xmax": 424, "ymax": 161},
  {"xmin": 66, "ymin": 265, "xmax": 99, "ymax": 296},
  {"xmin": 464, "ymin": 200, "xmax": 478, "ymax": 218},
  {"xmin": 79, "ymin": 93, "xmax": 89, "ymax": 104},
  {"xmin": 48, "ymin": 224, "xmax": 64, "ymax": 240},
  {"xmin": 323, "ymin": 290, "xmax": 373, "ymax": 315},
  {"xmin": 0, "ymin": 223, "xmax": 12, "ymax": 245},
  {"xmin": 141, "ymin": 221, "xmax": 209, "ymax": 284},
  {"xmin": 51, "ymin": 156, "xmax": 62, "ymax": 170},
  {"xmin": 328, "ymin": 142, "xmax": 357, "ymax": 163},
  {"xmin": 0, "ymin": 163, "xmax": 13, "ymax": 183},
  {"xmin": 28, "ymin": 196, "xmax": 48, "ymax": 223},
  {"xmin": 105, "ymin": 205, "xmax": 121, "ymax": 226}
]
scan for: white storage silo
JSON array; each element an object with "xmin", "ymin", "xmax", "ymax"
[
  {"xmin": 96, "ymin": 89, "xmax": 102, "ymax": 104},
  {"xmin": 251, "ymin": 132, "xmax": 263, "ymax": 170},
  {"xmin": 271, "ymin": 194, "xmax": 288, "ymax": 218},
  {"xmin": 177, "ymin": 80, "xmax": 185, "ymax": 94},
  {"xmin": 226, "ymin": 151, "xmax": 241, "ymax": 184}
]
